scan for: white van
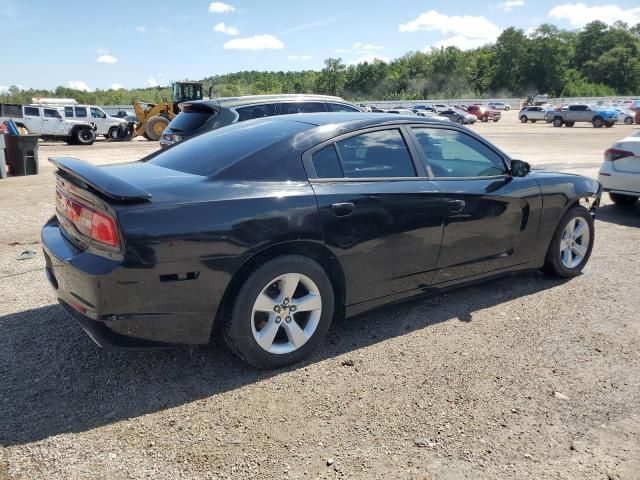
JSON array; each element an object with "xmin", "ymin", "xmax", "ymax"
[{"xmin": 31, "ymin": 98, "xmax": 126, "ymax": 139}]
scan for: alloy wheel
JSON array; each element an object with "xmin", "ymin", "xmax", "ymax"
[
  {"xmin": 559, "ymin": 217, "xmax": 590, "ymax": 269},
  {"xmin": 251, "ymin": 273, "xmax": 322, "ymax": 354}
]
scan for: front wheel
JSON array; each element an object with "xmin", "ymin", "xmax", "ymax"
[
  {"xmin": 520, "ymin": 116, "xmax": 528, "ymax": 123},
  {"xmin": 609, "ymin": 193, "xmax": 638, "ymax": 206},
  {"xmin": 605, "ymin": 122, "xmax": 614, "ymax": 128},
  {"xmin": 565, "ymin": 122, "xmax": 575, "ymax": 127},
  {"xmin": 74, "ymin": 128, "xmax": 96, "ymax": 145},
  {"xmin": 624, "ymin": 117, "xmax": 633, "ymax": 125},
  {"xmin": 482, "ymin": 115, "xmax": 488, "ymax": 123},
  {"xmin": 553, "ymin": 117, "xmax": 563, "ymax": 127},
  {"xmin": 457, "ymin": 117, "xmax": 465, "ymax": 125},
  {"xmin": 224, "ymin": 255, "xmax": 335, "ymax": 368},
  {"xmin": 108, "ymin": 127, "xmax": 120, "ymax": 140},
  {"xmin": 531, "ymin": 120, "xmax": 537, "ymax": 123},
  {"xmin": 542, "ymin": 206, "xmax": 594, "ymax": 278},
  {"xmin": 593, "ymin": 117, "xmax": 604, "ymax": 128}
]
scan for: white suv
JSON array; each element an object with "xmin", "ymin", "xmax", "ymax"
[
  {"xmin": 0, "ymin": 104, "xmax": 96, "ymax": 145},
  {"xmin": 60, "ymin": 105, "xmax": 126, "ymax": 139}
]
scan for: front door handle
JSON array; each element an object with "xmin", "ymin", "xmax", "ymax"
[
  {"xmin": 331, "ymin": 202, "xmax": 355, "ymax": 217},
  {"xmin": 448, "ymin": 199, "xmax": 466, "ymax": 213}
]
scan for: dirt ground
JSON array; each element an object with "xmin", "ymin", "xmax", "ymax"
[{"xmin": 1, "ymin": 111, "xmax": 639, "ymax": 479}]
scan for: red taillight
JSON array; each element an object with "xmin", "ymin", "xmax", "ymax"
[
  {"xmin": 604, "ymin": 148, "xmax": 634, "ymax": 162},
  {"xmin": 56, "ymin": 189, "xmax": 120, "ymax": 249}
]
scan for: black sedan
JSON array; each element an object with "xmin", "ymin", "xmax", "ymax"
[{"xmin": 42, "ymin": 113, "xmax": 601, "ymax": 368}]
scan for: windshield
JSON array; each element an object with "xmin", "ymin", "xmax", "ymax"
[{"xmin": 147, "ymin": 118, "xmax": 311, "ymax": 177}]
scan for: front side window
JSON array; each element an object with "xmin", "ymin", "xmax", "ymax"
[
  {"xmin": 328, "ymin": 103, "xmax": 360, "ymax": 112},
  {"xmin": 334, "ymin": 129, "xmax": 416, "ymax": 178},
  {"xmin": 24, "ymin": 107, "xmax": 40, "ymax": 116},
  {"xmin": 235, "ymin": 103, "xmax": 278, "ymax": 122},
  {"xmin": 412, "ymin": 128, "xmax": 506, "ymax": 178},
  {"xmin": 75, "ymin": 107, "xmax": 87, "ymax": 117},
  {"xmin": 279, "ymin": 102, "xmax": 325, "ymax": 115},
  {"xmin": 90, "ymin": 107, "xmax": 105, "ymax": 118},
  {"xmin": 43, "ymin": 108, "xmax": 61, "ymax": 118}
]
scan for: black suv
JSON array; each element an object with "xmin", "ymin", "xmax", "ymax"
[{"xmin": 160, "ymin": 94, "xmax": 362, "ymax": 147}]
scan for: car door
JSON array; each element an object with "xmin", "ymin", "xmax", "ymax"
[
  {"xmin": 409, "ymin": 125, "xmax": 542, "ymax": 285},
  {"xmin": 42, "ymin": 108, "xmax": 64, "ymax": 135},
  {"xmin": 90, "ymin": 107, "xmax": 107, "ymax": 134},
  {"xmin": 304, "ymin": 126, "xmax": 446, "ymax": 305},
  {"xmin": 22, "ymin": 106, "xmax": 43, "ymax": 133}
]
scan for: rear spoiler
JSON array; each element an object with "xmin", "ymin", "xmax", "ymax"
[{"xmin": 49, "ymin": 157, "xmax": 152, "ymax": 203}]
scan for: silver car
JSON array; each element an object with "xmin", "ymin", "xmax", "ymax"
[
  {"xmin": 614, "ymin": 107, "xmax": 635, "ymax": 125},
  {"xmin": 438, "ymin": 108, "xmax": 477, "ymax": 125},
  {"xmin": 519, "ymin": 106, "xmax": 548, "ymax": 123}
]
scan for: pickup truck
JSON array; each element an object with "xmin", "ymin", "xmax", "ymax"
[
  {"xmin": 546, "ymin": 104, "xmax": 619, "ymax": 128},
  {"xmin": 467, "ymin": 105, "xmax": 501, "ymax": 122},
  {"xmin": 0, "ymin": 103, "xmax": 96, "ymax": 144}
]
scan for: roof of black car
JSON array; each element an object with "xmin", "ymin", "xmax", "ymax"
[
  {"xmin": 274, "ymin": 112, "xmax": 450, "ymax": 127},
  {"xmin": 193, "ymin": 94, "xmax": 349, "ymax": 108}
]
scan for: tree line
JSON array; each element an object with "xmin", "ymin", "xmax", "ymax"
[{"xmin": 2, "ymin": 21, "xmax": 639, "ymax": 106}]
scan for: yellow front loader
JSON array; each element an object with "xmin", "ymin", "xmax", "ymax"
[{"xmin": 132, "ymin": 81, "xmax": 206, "ymax": 141}]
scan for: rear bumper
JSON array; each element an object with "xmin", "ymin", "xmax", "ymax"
[
  {"xmin": 41, "ymin": 216, "xmax": 216, "ymax": 348},
  {"xmin": 598, "ymin": 164, "xmax": 640, "ymax": 196}
]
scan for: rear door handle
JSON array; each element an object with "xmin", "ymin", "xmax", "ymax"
[
  {"xmin": 448, "ymin": 199, "xmax": 466, "ymax": 213},
  {"xmin": 331, "ymin": 202, "xmax": 355, "ymax": 217}
]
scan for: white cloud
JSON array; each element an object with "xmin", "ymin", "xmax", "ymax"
[
  {"xmin": 68, "ymin": 80, "xmax": 91, "ymax": 92},
  {"xmin": 213, "ymin": 22, "xmax": 239, "ymax": 35},
  {"xmin": 223, "ymin": 34, "xmax": 284, "ymax": 50},
  {"xmin": 352, "ymin": 42, "xmax": 384, "ymax": 51},
  {"xmin": 499, "ymin": 0, "xmax": 525, "ymax": 12},
  {"xmin": 146, "ymin": 78, "xmax": 159, "ymax": 87},
  {"xmin": 549, "ymin": 3, "xmax": 640, "ymax": 27},
  {"xmin": 110, "ymin": 83, "xmax": 124, "ymax": 90},
  {"xmin": 97, "ymin": 54, "xmax": 118, "ymax": 64},
  {"xmin": 209, "ymin": 2, "xmax": 235, "ymax": 13},
  {"xmin": 399, "ymin": 10, "xmax": 501, "ymax": 51},
  {"xmin": 288, "ymin": 54, "xmax": 313, "ymax": 60},
  {"xmin": 136, "ymin": 26, "xmax": 147, "ymax": 33},
  {"xmin": 349, "ymin": 54, "xmax": 389, "ymax": 65}
]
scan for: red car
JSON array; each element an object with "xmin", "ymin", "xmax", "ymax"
[{"xmin": 467, "ymin": 105, "xmax": 501, "ymax": 122}]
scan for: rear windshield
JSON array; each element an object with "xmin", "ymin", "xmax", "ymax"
[
  {"xmin": 147, "ymin": 118, "xmax": 311, "ymax": 177},
  {"xmin": 168, "ymin": 111, "xmax": 216, "ymax": 132}
]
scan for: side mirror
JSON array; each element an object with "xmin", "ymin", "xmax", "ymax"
[{"xmin": 510, "ymin": 159, "xmax": 531, "ymax": 177}]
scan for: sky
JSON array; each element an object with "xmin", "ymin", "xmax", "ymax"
[{"xmin": 1, "ymin": 0, "xmax": 639, "ymax": 92}]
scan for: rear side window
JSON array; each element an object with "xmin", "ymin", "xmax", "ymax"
[
  {"xmin": 334, "ymin": 129, "xmax": 416, "ymax": 178},
  {"xmin": 147, "ymin": 118, "xmax": 311, "ymax": 177},
  {"xmin": 75, "ymin": 107, "xmax": 87, "ymax": 117},
  {"xmin": 312, "ymin": 145, "xmax": 343, "ymax": 178},
  {"xmin": 235, "ymin": 104, "xmax": 278, "ymax": 122},
  {"xmin": 64, "ymin": 106, "xmax": 74, "ymax": 117},
  {"xmin": 280, "ymin": 102, "xmax": 325, "ymax": 115},
  {"xmin": 169, "ymin": 111, "xmax": 215, "ymax": 131},
  {"xmin": 328, "ymin": 103, "xmax": 361, "ymax": 112},
  {"xmin": 24, "ymin": 107, "xmax": 39, "ymax": 116}
]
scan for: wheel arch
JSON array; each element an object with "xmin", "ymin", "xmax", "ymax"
[{"xmin": 213, "ymin": 240, "xmax": 346, "ymax": 337}]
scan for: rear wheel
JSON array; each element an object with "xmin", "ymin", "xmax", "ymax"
[
  {"xmin": 482, "ymin": 115, "xmax": 488, "ymax": 123},
  {"xmin": 520, "ymin": 115, "xmax": 528, "ymax": 123},
  {"xmin": 605, "ymin": 122, "xmax": 614, "ymax": 128},
  {"xmin": 553, "ymin": 117, "xmax": 563, "ymax": 127},
  {"xmin": 457, "ymin": 117, "xmax": 465, "ymax": 125},
  {"xmin": 144, "ymin": 115, "xmax": 169, "ymax": 141},
  {"xmin": 74, "ymin": 128, "xmax": 96, "ymax": 145},
  {"xmin": 565, "ymin": 122, "xmax": 575, "ymax": 127},
  {"xmin": 609, "ymin": 193, "xmax": 638, "ymax": 206},
  {"xmin": 542, "ymin": 206, "xmax": 594, "ymax": 278},
  {"xmin": 223, "ymin": 255, "xmax": 335, "ymax": 368},
  {"xmin": 592, "ymin": 117, "xmax": 604, "ymax": 128},
  {"xmin": 624, "ymin": 117, "xmax": 633, "ymax": 125},
  {"xmin": 531, "ymin": 120, "xmax": 537, "ymax": 123}
]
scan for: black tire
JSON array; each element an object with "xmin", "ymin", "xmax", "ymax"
[
  {"xmin": 223, "ymin": 255, "xmax": 335, "ymax": 368},
  {"xmin": 542, "ymin": 206, "xmax": 594, "ymax": 278},
  {"xmin": 553, "ymin": 117, "xmax": 563, "ymax": 127},
  {"xmin": 592, "ymin": 117, "xmax": 604, "ymax": 128},
  {"xmin": 107, "ymin": 127, "xmax": 120, "ymax": 140},
  {"xmin": 520, "ymin": 116, "xmax": 528, "ymax": 123},
  {"xmin": 624, "ymin": 117, "xmax": 633, "ymax": 125},
  {"xmin": 609, "ymin": 193, "xmax": 638, "ymax": 206},
  {"xmin": 144, "ymin": 115, "xmax": 169, "ymax": 141},
  {"xmin": 74, "ymin": 128, "xmax": 96, "ymax": 145},
  {"xmin": 531, "ymin": 120, "xmax": 537, "ymax": 123},
  {"xmin": 482, "ymin": 115, "xmax": 488, "ymax": 123},
  {"xmin": 457, "ymin": 117, "xmax": 465, "ymax": 125},
  {"xmin": 565, "ymin": 122, "xmax": 575, "ymax": 127},
  {"xmin": 605, "ymin": 122, "xmax": 614, "ymax": 128},
  {"xmin": 504, "ymin": 106, "xmax": 510, "ymax": 111}
]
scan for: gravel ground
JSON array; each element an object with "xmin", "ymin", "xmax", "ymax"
[{"xmin": 1, "ymin": 112, "xmax": 639, "ymax": 479}]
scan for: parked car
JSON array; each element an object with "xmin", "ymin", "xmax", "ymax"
[
  {"xmin": 452, "ymin": 104, "xmax": 469, "ymax": 112},
  {"xmin": 370, "ymin": 107, "xmax": 387, "ymax": 113},
  {"xmin": 488, "ymin": 102, "xmax": 510, "ymax": 111},
  {"xmin": 358, "ymin": 103, "xmax": 372, "ymax": 112},
  {"xmin": 438, "ymin": 108, "xmax": 477, "ymax": 125},
  {"xmin": 433, "ymin": 103, "xmax": 449, "ymax": 112},
  {"xmin": 518, "ymin": 106, "xmax": 550, "ymax": 123},
  {"xmin": 598, "ymin": 130, "xmax": 640, "ymax": 206},
  {"xmin": 42, "ymin": 112, "xmax": 600, "ymax": 368},
  {"xmin": 413, "ymin": 105, "xmax": 435, "ymax": 112},
  {"xmin": 59, "ymin": 104, "xmax": 127, "ymax": 139},
  {"xmin": 160, "ymin": 94, "xmax": 362, "ymax": 147},
  {"xmin": 386, "ymin": 109, "xmax": 415, "ymax": 115},
  {"xmin": 0, "ymin": 103, "xmax": 96, "ymax": 144},
  {"xmin": 613, "ymin": 107, "xmax": 635, "ymax": 125},
  {"xmin": 546, "ymin": 104, "xmax": 619, "ymax": 128},
  {"xmin": 467, "ymin": 105, "xmax": 501, "ymax": 122}
]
